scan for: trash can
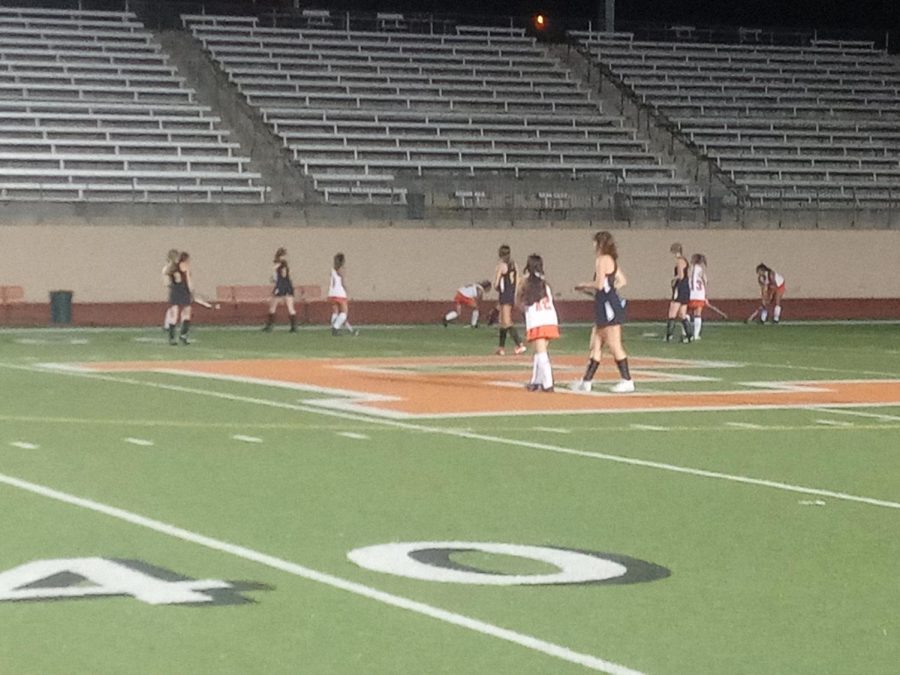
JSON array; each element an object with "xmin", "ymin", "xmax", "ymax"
[{"xmin": 49, "ymin": 290, "xmax": 73, "ymax": 324}]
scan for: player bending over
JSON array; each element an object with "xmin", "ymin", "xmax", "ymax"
[
  {"xmin": 443, "ymin": 280, "xmax": 492, "ymax": 328},
  {"xmin": 754, "ymin": 263, "xmax": 786, "ymax": 324}
]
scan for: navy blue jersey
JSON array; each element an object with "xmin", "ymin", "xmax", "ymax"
[
  {"xmin": 273, "ymin": 260, "xmax": 294, "ymax": 297},
  {"xmin": 672, "ymin": 257, "xmax": 690, "ymax": 304},
  {"xmin": 168, "ymin": 263, "xmax": 191, "ymax": 306},
  {"xmin": 497, "ymin": 261, "xmax": 517, "ymax": 305},
  {"xmin": 595, "ymin": 264, "xmax": 626, "ymax": 327}
]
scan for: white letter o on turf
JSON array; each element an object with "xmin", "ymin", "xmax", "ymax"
[{"xmin": 347, "ymin": 542, "xmax": 628, "ymax": 585}]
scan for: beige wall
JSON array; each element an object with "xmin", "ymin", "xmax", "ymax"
[{"xmin": 2, "ymin": 225, "xmax": 899, "ymax": 302}]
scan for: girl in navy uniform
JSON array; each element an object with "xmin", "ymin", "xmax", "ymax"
[
  {"xmin": 492, "ymin": 244, "xmax": 526, "ymax": 356},
  {"xmin": 162, "ymin": 248, "xmax": 179, "ymax": 332},
  {"xmin": 263, "ymin": 247, "xmax": 297, "ymax": 333},
  {"xmin": 573, "ymin": 231, "xmax": 634, "ymax": 393},
  {"xmin": 666, "ymin": 242, "xmax": 693, "ymax": 343},
  {"xmin": 167, "ymin": 251, "xmax": 193, "ymax": 345}
]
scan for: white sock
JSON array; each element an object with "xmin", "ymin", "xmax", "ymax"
[
  {"xmin": 530, "ymin": 354, "xmax": 540, "ymax": 384},
  {"xmin": 693, "ymin": 316, "xmax": 702, "ymax": 337},
  {"xmin": 773, "ymin": 306, "xmax": 782, "ymax": 322},
  {"xmin": 334, "ymin": 312, "xmax": 347, "ymax": 330},
  {"xmin": 760, "ymin": 308, "xmax": 768, "ymax": 323},
  {"xmin": 470, "ymin": 309, "xmax": 479, "ymax": 326},
  {"xmin": 538, "ymin": 352, "xmax": 553, "ymax": 389},
  {"xmin": 445, "ymin": 310, "xmax": 458, "ymax": 322},
  {"xmin": 330, "ymin": 312, "xmax": 338, "ymax": 328},
  {"xmin": 343, "ymin": 319, "xmax": 354, "ymax": 332}
]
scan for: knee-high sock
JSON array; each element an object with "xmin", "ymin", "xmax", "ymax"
[
  {"xmin": 342, "ymin": 317, "xmax": 354, "ymax": 332},
  {"xmin": 508, "ymin": 326, "xmax": 522, "ymax": 346},
  {"xmin": 616, "ymin": 357, "xmax": 631, "ymax": 381},
  {"xmin": 289, "ymin": 314, "xmax": 297, "ymax": 331},
  {"xmin": 470, "ymin": 309, "xmax": 479, "ymax": 326},
  {"xmin": 530, "ymin": 353, "xmax": 540, "ymax": 384},
  {"xmin": 666, "ymin": 319, "xmax": 675, "ymax": 340},
  {"xmin": 499, "ymin": 327, "xmax": 508, "ymax": 348},
  {"xmin": 180, "ymin": 320, "xmax": 190, "ymax": 336},
  {"xmin": 264, "ymin": 312, "xmax": 275, "ymax": 328},
  {"xmin": 583, "ymin": 358, "xmax": 600, "ymax": 382},
  {"xmin": 773, "ymin": 305, "xmax": 782, "ymax": 322},
  {"xmin": 330, "ymin": 312, "xmax": 338, "ymax": 328},
  {"xmin": 444, "ymin": 310, "xmax": 459, "ymax": 323},
  {"xmin": 760, "ymin": 308, "xmax": 768, "ymax": 323},
  {"xmin": 693, "ymin": 316, "xmax": 703, "ymax": 338},
  {"xmin": 334, "ymin": 312, "xmax": 347, "ymax": 330},
  {"xmin": 538, "ymin": 352, "xmax": 553, "ymax": 388},
  {"xmin": 164, "ymin": 306, "xmax": 177, "ymax": 328},
  {"xmin": 681, "ymin": 318, "xmax": 693, "ymax": 339}
]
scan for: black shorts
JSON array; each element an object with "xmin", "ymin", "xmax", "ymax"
[
  {"xmin": 595, "ymin": 291, "xmax": 626, "ymax": 327},
  {"xmin": 169, "ymin": 286, "xmax": 191, "ymax": 307},
  {"xmin": 498, "ymin": 286, "xmax": 516, "ymax": 305},
  {"xmin": 672, "ymin": 279, "xmax": 690, "ymax": 304},
  {"xmin": 274, "ymin": 280, "xmax": 294, "ymax": 297}
]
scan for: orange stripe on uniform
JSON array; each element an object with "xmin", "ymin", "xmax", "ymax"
[{"xmin": 527, "ymin": 325, "xmax": 560, "ymax": 342}]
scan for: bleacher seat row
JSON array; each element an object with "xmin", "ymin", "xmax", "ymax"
[
  {"xmin": 0, "ymin": 5, "xmax": 266, "ymax": 204},
  {"xmin": 185, "ymin": 15, "xmax": 701, "ymax": 207},
  {"xmin": 572, "ymin": 30, "xmax": 900, "ymax": 207}
]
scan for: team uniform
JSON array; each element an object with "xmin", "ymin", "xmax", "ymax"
[
  {"xmin": 168, "ymin": 264, "xmax": 191, "ymax": 308},
  {"xmin": 759, "ymin": 269, "xmax": 786, "ymax": 324},
  {"xmin": 525, "ymin": 285, "xmax": 560, "ymax": 342},
  {"xmin": 328, "ymin": 268, "xmax": 347, "ymax": 303},
  {"xmin": 454, "ymin": 283, "xmax": 481, "ymax": 308},
  {"xmin": 594, "ymin": 267, "xmax": 627, "ymax": 327},
  {"xmin": 766, "ymin": 270, "xmax": 786, "ymax": 296},
  {"xmin": 273, "ymin": 260, "xmax": 294, "ymax": 297},
  {"xmin": 497, "ymin": 262, "xmax": 517, "ymax": 306},
  {"xmin": 688, "ymin": 264, "xmax": 706, "ymax": 312},
  {"xmin": 672, "ymin": 259, "xmax": 690, "ymax": 305}
]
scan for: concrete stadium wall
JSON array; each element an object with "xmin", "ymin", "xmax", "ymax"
[{"xmin": 2, "ymin": 224, "xmax": 900, "ymax": 304}]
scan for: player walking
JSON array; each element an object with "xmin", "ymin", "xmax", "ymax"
[
  {"xmin": 263, "ymin": 247, "xmax": 297, "ymax": 333},
  {"xmin": 665, "ymin": 242, "xmax": 693, "ymax": 343},
  {"xmin": 493, "ymin": 245, "xmax": 526, "ymax": 356}
]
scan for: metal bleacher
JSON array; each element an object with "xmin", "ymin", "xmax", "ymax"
[
  {"xmin": 0, "ymin": 5, "xmax": 267, "ymax": 204},
  {"xmin": 184, "ymin": 14, "xmax": 700, "ymax": 207},
  {"xmin": 572, "ymin": 30, "xmax": 900, "ymax": 208}
]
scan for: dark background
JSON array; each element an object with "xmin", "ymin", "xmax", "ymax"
[{"xmin": 229, "ymin": 0, "xmax": 899, "ymax": 30}]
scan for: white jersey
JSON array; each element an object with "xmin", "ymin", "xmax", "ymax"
[
  {"xmin": 525, "ymin": 285, "xmax": 559, "ymax": 331},
  {"xmin": 329, "ymin": 268, "xmax": 347, "ymax": 299},
  {"xmin": 689, "ymin": 264, "xmax": 707, "ymax": 302},
  {"xmin": 457, "ymin": 283, "xmax": 480, "ymax": 300},
  {"xmin": 771, "ymin": 271, "xmax": 785, "ymax": 288}
]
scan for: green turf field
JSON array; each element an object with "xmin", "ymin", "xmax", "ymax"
[{"xmin": 0, "ymin": 322, "xmax": 898, "ymax": 674}]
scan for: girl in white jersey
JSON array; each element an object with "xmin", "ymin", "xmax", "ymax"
[
  {"xmin": 443, "ymin": 280, "xmax": 491, "ymax": 327},
  {"xmin": 329, "ymin": 252, "xmax": 357, "ymax": 336},
  {"xmin": 755, "ymin": 263, "xmax": 786, "ymax": 324},
  {"xmin": 517, "ymin": 254, "xmax": 560, "ymax": 392},
  {"xmin": 688, "ymin": 253, "xmax": 708, "ymax": 339}
]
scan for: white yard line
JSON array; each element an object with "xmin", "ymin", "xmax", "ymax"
[
  {"xmin": 0, "ymin": 471, "xmax": 641, "ymax": 675},
  {"xmin": 814, "ymin": 419, "xmax": 854, "ymax": 427},
  {"xmin": 806, "ymin": 407, "xmax": 900, "ymax": 423},
  {"xmin": 123, "ymin": 438, "xmax": 155, "ymax": 447},
  {"xmin": 3, "ymin": 362, "xmax": 898, "ymax": 511},
  {"xmin": 629, "ymin": 425, "xmax": 669, "ymax": 432},
  {"xmin": 337, "ymin": 432, "xmax": 370, "ymax": 440},
  {"xmin": 724, "ymin": 422, "xmax": 765, "ymax": 429},
  {"xmin": 532, "ymin": 427, "xmax": 572, "ymax": 434},
  {"xmin": 232, "ymin": 434, "xmax": 264, "ymax": 444},
  {"xmin": 9, "ymin": 441, "xmax": 39, "ymax": 450}
]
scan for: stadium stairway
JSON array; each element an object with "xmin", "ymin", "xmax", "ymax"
[
  {"xmin": 155, "ymin": 30, "xmax": 311, "ymax": 203},
  {"xmin": 552, "ymin": 43, "xmax": 732, "ymax": 222}
]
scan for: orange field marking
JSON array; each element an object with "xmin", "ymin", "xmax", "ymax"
[{"xmin": 75, "ymin": 356, "xmax": 900, "ymax": 419}]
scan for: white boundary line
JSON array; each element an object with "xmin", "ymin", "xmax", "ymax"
[
  {"xmin": 0, "ymin": 471, "xmax": 640, "ymax": 675},
  {"xmin": 805, "ymin": 407, "xmax": 900, "ymax": 423},
  {"xmin": 3, "ymin": 362, "xmax": 899, "ymax": 512}
]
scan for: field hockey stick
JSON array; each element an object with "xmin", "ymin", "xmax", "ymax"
[
  {"xmin": 745, "ymin": 306, "xmax": 762, "ymax": 323},
  {"xmin": 193, "ymin": 293, "xmax": 220, "ymax": 310},
  {"xmin": 705, "ymin": 301, "xmax": 729, "ymax": 319}
]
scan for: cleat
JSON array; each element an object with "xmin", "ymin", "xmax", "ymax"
[
  {"xmin": 331, "ymin": 328, "xmax": 340, "ymax": 336},
  {"xmin": 351, "ymin": 329, "xmax": 360, "ymax": 337},
  {"xmin": 610, "ymin": 379, "xmax": 635, "ymax": 393},
  {"xmin": 168, "ymin": 339, "xmax": 177, "ymax": 346},
  {"xmin": 471, "ymin": 323, "xmax": 479, "ymax": 329},
  {"xmin": 693, "ymin": 335, "xmax": 702, "ymax": 341},
  {"xmin": 514, "ymin": 344, "xmax": 527, "ymax": 355},
  {"xmin": 494, "ymin": 347, "xmax": 505, "ymax": 356},
  {"xmin": 262, "ymin": 324, "xmax": 273, "ymax": 332},
  {"xmin": 681, "ymin": 336, "xmax": 692, "ymax": 344},
  {"xmin": 442, "ymin": 317, "xmax": 448, "ymax": 327},
  {"xmin": 540, "ymin": 385, "xmax": 555, "ymax": 393},
  {"xmin": 525, "ymin": 383, "xmax": 541, "ymax": 392},
  {"xmin": 664, "ymin": 335, "xmax": 672, "ymax": 343},
  {"xmin": 179, "ymin": 335, "xmax": 190, "ymax": 346},
  {"xmin": 571, "ymin": 380, "xmax": 592, "ymax": 392}
]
